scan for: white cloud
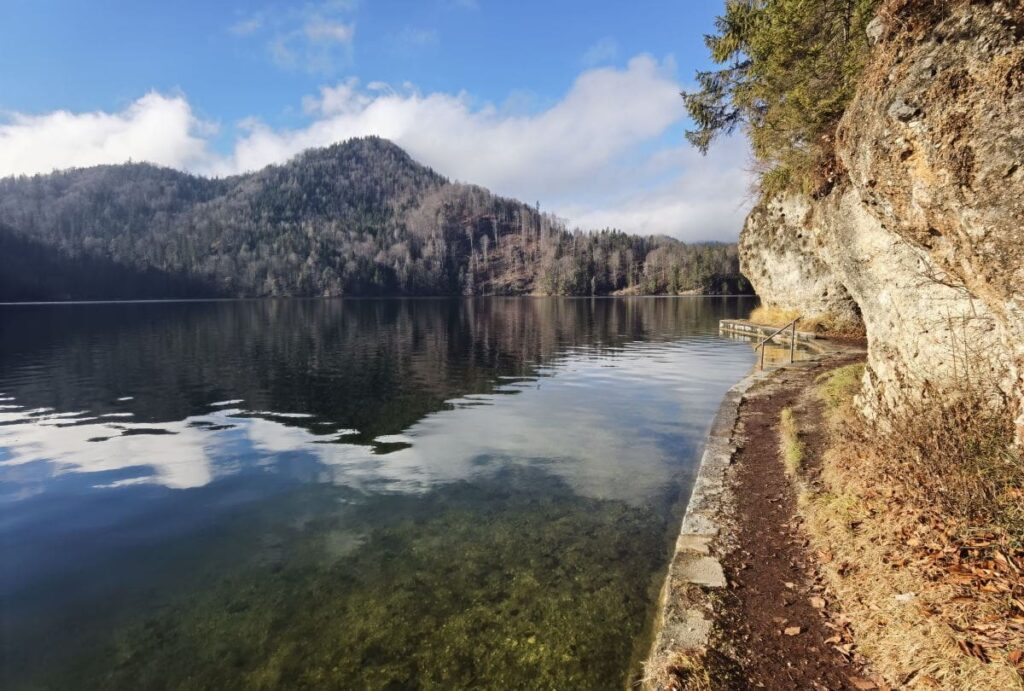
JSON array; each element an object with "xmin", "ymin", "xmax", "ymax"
[
  {"xmin": 0, "ymin": 92, "xmax": 215, "ymax": 177},
  {"xmin": 270, "ymin": 21, "xmax": 356, "ymax": 73},
  {"xmin": 231, "ymin": 3, "xmax": 356, "ymax": 73},
  {"xmin": 219, "ymin": 56, "xmax": 683, "ymax": 196},
  {"xmin": 229, "ymin": 15, "xmax": 263, "ymax": 36},
  {"xmin": 0, "ymin": 56, "xmax": 753, "ymax": 241},
  {"xmin": 581, "ymin": 37, "xmax": 619, "ymax": 66},
  {"xmin": 304, "ymin": 18, "xmax": 355, "ymax": 44},
  {"xmin": 300, "ymin": 77, "xmax": 366, "ymax": 115},
  {"xmin": 562, "ymin": 138, "xmax": 755, "ymax": 241}
]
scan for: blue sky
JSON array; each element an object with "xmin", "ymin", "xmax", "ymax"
[{"xmin": 0, "ymin": 0, "xmax": 753, "ymax": 240}]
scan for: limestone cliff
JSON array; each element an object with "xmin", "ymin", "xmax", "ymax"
[
  {"xmin": 740, "ymin": 1, "xmax": 1024, "ymax": 431},
  {"xmin": 739, "ymin": 194, "xmax": 860, "ymax": 327}
]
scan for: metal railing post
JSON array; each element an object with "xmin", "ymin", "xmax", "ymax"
[{"xmin": 753, "ymin": 316, "xmax": 800, "ymax": 371}]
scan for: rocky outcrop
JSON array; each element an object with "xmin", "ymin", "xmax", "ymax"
[
  {"xmin": 812, "ymin": 185, "xmax": 1009, "ymax": 420},
  {"xmin": 739, "ymin": 194, "xmax": 860, "ymax": 327},
  {"xmin": 838, "ymin": 1, "xmax": 1024, "ymax": 434},
  {"xmin": 740, "ymin": 1, "xmax": 1023, "ymax": 431}
]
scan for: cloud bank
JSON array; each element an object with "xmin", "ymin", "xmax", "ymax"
[
  {"xmin": 0, "ymin": 93, "xmax": 214, "ymax": 175},
  {"xmin": 0, "ymin": 57, "xmax": 752, "ymax": 241}
]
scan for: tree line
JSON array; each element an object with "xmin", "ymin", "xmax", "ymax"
[{"xmin": 0, "ymin": 136, "xmax": 750, "ymax": 301}]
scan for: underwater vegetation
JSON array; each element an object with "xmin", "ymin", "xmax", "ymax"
[{"xmin": 41, "ymin": 467, "xmax": 674, "ymax": 690}]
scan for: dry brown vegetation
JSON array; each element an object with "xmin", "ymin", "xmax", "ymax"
[
  {"xmin": 779, "ymin": 407, "xmax": 803, "ymax": 477},
  {"xmin": 795, "ymin": 363, "xmax": 1024, "ymax": 689},
  {"xmin": 646, "ymin": 647, "xmax": 744, "ymax": 691},
  {"xmin": 748, "ymin": 305, "xmax": 866, "ymax": 338}
]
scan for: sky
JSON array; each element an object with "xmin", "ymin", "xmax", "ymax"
[{"xmin": 0, "ymin": 0, "xmax": 754, "ymax": 241}]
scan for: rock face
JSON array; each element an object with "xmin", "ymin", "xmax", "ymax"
[
  {"xmin": 812, "ymin": 185, "xmax": 1009, "ymax": 420},
  {"xmin": 739, "ymin": 194, "xmax": 860, "ymax": 327},
  {"xmin": 839, "ymin": 1, "xmax": 1024, "ymax": 434},
  {"xmin": 740, "ymin": 1, "xmax": 1024, "ymax": 432}
]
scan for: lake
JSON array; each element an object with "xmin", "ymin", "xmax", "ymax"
[{"xmin": 0, "ymin": 297, "xmax": 755, "ymax": 690}]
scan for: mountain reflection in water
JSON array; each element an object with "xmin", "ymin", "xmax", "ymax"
[{"xmin": 0, "ymin": 297, "xmax": 755, "ymax": 690}]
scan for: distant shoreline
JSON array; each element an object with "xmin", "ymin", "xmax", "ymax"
[{"xmin": 0, "ymin": 294, "xmax": 759, "ymax": 307}]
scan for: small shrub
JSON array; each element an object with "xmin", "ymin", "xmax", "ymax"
[{"xmin": 759, "ymin": 166, "xmax": 794, "ymax": 198}]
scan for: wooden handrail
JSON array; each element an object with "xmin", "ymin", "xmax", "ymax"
[{"xmin": 754, "ymin": 317, "xmax": 800, "ymax": 370}]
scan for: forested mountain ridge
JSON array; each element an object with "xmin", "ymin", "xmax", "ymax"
[{"xmin": 0, "ymin": 136, "xmax": 749, "ymax": 300}]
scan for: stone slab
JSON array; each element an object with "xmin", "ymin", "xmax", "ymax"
[{"xmin": 675, "ymin": 554, "xmax": 726, "ymax": 588}]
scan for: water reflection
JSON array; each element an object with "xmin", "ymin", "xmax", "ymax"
[
  {"xmin": 719, "ymin": 330, "xmax": 817, "ymax": 368},
  {"xmin": 0, "ymin": 297, "xmax": 755, "ymax": 689},
  {"xmin": 1, "ymin": 340, "xmax": 738, "ymax": 503}
]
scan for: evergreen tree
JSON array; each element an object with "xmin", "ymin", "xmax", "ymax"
[{"xmin": 684, "ymin": 0, "xmax": 879, "ymax": 193}]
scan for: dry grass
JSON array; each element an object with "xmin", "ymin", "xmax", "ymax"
[
  {"xmin": 646, "ymin": 648, "xmax": 743, "ymax": 691},
  {"xmin": 816, "ymin": 363, "xmax": 864, "ymax": 410},
  {"xmin": 877, "ymin": 392, "xmax": 1023, "ymax": 530},
  {"xmin": 794, "ymin": 365, "xmax": 1024, "ymax": 689},
  {"xmin": 748, "ymin": 305, "xmax": 865, "ymax": 338},
  {"xmin": 748, "ymin": 305, "xmax": 801, "ymax": 328},
  {"xmin": 779, "ymin": 408, "xmax": 804, "ymax": 477}
]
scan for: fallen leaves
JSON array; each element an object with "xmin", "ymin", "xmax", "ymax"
[
  {"xmin": 799, "ymin": 369, "xmax": 1024, "ymax": 687},
  {"xmin": 784, "ymin": 626, "xmax": 802, "ymax": 636},
  {"xmin": 958, "ymin": 638, "xmax": 991, "ymax": 664},
  {"xmin": 864, "ymin": 501, "xmax": 1024, "ymax": 662}
]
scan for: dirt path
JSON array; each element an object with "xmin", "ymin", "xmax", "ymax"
[{"xmin": 714, "ymin": 357, "xmax": 873, "ymax": 690}]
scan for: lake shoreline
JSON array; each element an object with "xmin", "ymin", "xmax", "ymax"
[
  {"xmin": 0, "ymin": 294, "xmax": 758, "ymax": 307},
  {"xmin": 641, "ymin": 360, "xmax": 772, "ymax": 689},
  {"xmin": 642, "ymin": 345, "xmax": 865, "ymax": 689}
]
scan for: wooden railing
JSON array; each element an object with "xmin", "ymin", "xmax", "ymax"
[{"xmin": 754, "ymin": 317, "xmax": 800, "ymax": 370}]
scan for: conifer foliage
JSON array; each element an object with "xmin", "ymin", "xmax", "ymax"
[{"xmin": 684, "ymin": 0, "xmax": 879, "ymax": 193}]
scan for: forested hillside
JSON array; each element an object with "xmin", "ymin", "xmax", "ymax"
[{"xmin": 0, "ymin": 136, "xmax": 749, "ymax": 300}]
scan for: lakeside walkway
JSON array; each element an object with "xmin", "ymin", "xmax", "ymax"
[{"xmin": 644, "ymin": 336, "xmax": 875, "ymax": 690}]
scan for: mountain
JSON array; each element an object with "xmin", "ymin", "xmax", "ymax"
[{"xmin": 0, "ymin": 137, "xmax": 749, "ymax": 301}]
